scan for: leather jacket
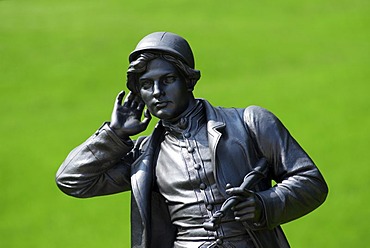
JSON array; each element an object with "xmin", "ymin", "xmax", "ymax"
[{"xmin": 56, "ymin": 99, "xmax": 328, "ymax": 248}]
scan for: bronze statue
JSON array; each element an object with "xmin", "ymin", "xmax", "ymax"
[{"xmin": 56, "ymin": 32, "xmax": 328, "ymax": 248}]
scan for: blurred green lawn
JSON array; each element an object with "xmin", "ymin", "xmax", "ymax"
[{"xmin": 1, "ymin": 0, "xmax": 369, "ymax": 247}]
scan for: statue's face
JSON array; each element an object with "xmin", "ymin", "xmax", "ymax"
[{"xmin": 139, "ymin": 58, "xmax": 194, "ymax": 121}]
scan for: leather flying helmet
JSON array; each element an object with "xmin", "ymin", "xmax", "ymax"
[{"xmin": 129, "ymin": 32, "xmax": 195, "ymax": 68}]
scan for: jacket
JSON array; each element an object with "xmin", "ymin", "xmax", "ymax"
[{"xmin": 56, "ymin": 99, "xmax": 328, "ymax": 248}]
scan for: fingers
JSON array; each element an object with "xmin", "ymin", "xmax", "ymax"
[
  {"xmin": 234, "ymin": 211, "xmax": 256, "ymax": 222},
  {"xmin": 231, "ymin": 194, "xmax": 263, "ymax": 222},
  {"xmin": 140, "ymin": 109, "xmax": 152, "ymax": 127},
  {"xmin": 122, "ymin": 92, "xmax": 144, "ymax": 110},
  {"xmin": 123, "ymin": 91, "xmax": 136, "ymax": 107},
  {"xmin": 225, "ymin": 187, "xmax": 253, "ymax": 198},
  {"xmin": 232, "ymin": 197, "xmax": 257, "ymax": 222},
  {"xmin": 226, "ymin": 187, "xmax": 259, "ymax": 222},
  {"xmin": 115, "ymin": 91, "xmax": 143, "ymax": 111},
  {"xmin": 232, "ymin": 197, "xmax": 255, "ymax": 210},
  {"xmin": 137, "ymin": 101, "xmax": 145, "ymax": 111},
  {"xmin": 143, "ymin": 109, "xmax": 152, "ymax": 120},
  {"xmin": 115, "ymin": 90, "xmax": 126, "ymax": 107}
]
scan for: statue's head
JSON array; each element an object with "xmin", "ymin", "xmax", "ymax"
[{"xmin": 126, "ymin": 32, "xmax": 201, "ymax": 94}]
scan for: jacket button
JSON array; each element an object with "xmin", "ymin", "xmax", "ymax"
[
  {"xmin": 194, "ymin": 164, "xmax": 201, "ymax": 170},
  {"xmin": 187, "ymin": 147, "xmax": 194, "ymax": 153},
  {"xmin": 216, "ymin": 238, "xmax": 223, "ymax": 245},
  {"xmin": 184, "ymin": 132, "xmax": 191, "ymax": 138},
  {"xmin": 226, "ymin": 183, "xmax": 233, "ymax": 189},
  {"xmin": 206, "ymin": 204, "xmax": 214, "ymax": 211},
  {"xmin": 200, "ymin": 183, "xmax": 206, "ymax": 190}
]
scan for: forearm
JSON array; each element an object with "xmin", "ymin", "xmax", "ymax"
[
  {"xmin": 258, "ymin": 129, "xmax": 328, "ymax": 228},
  {"xmin": 56, "ymin": 123, "xmax": 134, "ymax": 198},
  {"xmin": 257, "ymin": 166, "xmax": 328, "ymax": 229},
  {"xmin": 244, "ymin": 106, "xmax": 328, "ymax": 229}
]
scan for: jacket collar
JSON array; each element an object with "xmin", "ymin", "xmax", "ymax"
[
  {"xmin": 202, "ymin": 99, "xmax": 226, "ymax": 149},
  {"xmin": 201, "ymin": 99, "xmax": 226, "ymax": 184}
]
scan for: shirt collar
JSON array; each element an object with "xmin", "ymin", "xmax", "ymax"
[{"xmin": 162, "ymin": 100, "xmax": 205, "ymax": 136}]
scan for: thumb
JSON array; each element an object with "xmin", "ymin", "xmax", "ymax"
[
  {"xmin": 226, "ymin": 187, "xmax": 254, "ymax": 198},
  {"xmin": 142, "ymin": 109, "xmax": 152, "ymax": 126}
]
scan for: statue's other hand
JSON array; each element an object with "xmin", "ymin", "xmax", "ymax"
[
  {"xmin": 110, "ymin": 91, "xmax": 151, "ymax": 139},
  {"xmin": 225, "ymin": 187, "xmax": 263, "ymax": 223}
]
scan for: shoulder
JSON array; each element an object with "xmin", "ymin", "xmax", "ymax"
[
  {"xmin": 201, "ymin": 99, "xmax": 282, "ymax": 129},
  {"xmin": 201, "ymin": 99, "xmax": 245, "ymax": 120},
  {"xmin": 243, "ymin": 105, "xmax": 286, "ymax": 135},
  {"xmin": 243, "ymin": 105, "xmax": 277, "ymax": 123}
]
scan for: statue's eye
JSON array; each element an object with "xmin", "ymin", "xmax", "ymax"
[
  {"xmin": 139, "ymin": 80, "xmax": 153, "ymax": 90},
  {"xmin": 163, "ymin": 75, "xmax": 176, "ymax": 84}
]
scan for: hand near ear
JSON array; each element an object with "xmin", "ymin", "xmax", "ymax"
[{"xmin": 110, "ymin": 91, "xmax": 151, "ymax": 139}]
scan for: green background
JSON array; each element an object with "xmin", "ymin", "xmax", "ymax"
[{"xmin": 1, "ymin": 0, "xmax": 369, "ymax": 247}]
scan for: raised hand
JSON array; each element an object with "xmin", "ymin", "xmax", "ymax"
[
  {"xmin": 225, "ymin": 186, "xmax": 263, "ymax": 223},
  {"xmin": 110, "ymin": 91, "xmax": 151, "ymax": 139}
]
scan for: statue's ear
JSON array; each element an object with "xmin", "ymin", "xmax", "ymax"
[{"xmin": 186, "ymin": 79, "xmax": 196, "ymax": 92}]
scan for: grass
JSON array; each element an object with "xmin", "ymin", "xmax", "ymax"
[{"xmin": 1, "ymin": 0, "xmax": 369, "ymax": 247}]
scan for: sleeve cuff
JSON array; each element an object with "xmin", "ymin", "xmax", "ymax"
[{"xmin": 95, "ymin": 122, "xmax": 133, "ymax": 147}]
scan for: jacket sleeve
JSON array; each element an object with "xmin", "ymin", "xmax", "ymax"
[
  {"xmin": 55, "ymin": 123, "xmax": 136, "ymax": 198},
  {"xmin": 244, "ymin": 106, "xmax": 328, "ymax": 229}
]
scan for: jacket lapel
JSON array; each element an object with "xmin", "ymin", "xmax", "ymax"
[
  {"xmin": 203, "ymin": 100, "xmax": 226, "ymax": 179},
  {"xmin": 130, "ymin": 123, "xmax": 165, "ymax": 247}
]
